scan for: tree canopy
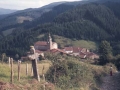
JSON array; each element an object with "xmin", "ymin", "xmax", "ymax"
[{"xmin": 99, "ymin": 41, "xmax": 113, "ymax": 65}]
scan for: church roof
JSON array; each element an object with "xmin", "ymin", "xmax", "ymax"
[{"xmin": 34, "ymin": 41, "xmax": 48, "ymax": 46}]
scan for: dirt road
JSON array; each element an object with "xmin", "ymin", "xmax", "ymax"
[{"xmin": 100, "ymin": 72, "xmax": 120, "ymax": 90}]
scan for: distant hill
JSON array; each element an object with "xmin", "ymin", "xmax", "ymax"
[
  {"xmin": 0, "ymin": 3, "xmax": 75, "ymax": 35},
  {"xmin": 0, "ymin": 8, "xmax": 17, "ymax": 15},
  {"xmin": 1, "ymin": 1, "xmax": 120, "ymax": 56},
  {"xmin": 0, "ymin": 1, "xmax": 97, "ymax": 33}
]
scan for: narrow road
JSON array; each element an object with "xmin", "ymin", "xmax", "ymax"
[{"xmin": 100, "ymin": 72, "xmax": 120, "ymax": 90}]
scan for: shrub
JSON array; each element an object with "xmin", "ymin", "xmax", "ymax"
[{"xmin": 46, "ymin": 59, "xmax": 95, "ymax": 89}]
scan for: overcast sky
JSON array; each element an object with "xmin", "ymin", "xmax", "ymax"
[{"xmin": 0, "ymin": 0, "xmax": 82, "ymax": 10}]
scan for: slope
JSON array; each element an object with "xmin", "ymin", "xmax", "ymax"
[
  {"xmin": 0, "ymin": 4, "xmax": 74, "ymax": 37},
  {"xmin": 1, "ymin": 2, "xmax": 120, "ymax": 56},
  {"xmin": 0, "ymin": 8, "xmax": 17, "ymax": 15},
  {"xmin": 100, "ymin": 72, "xmax": 120, "ymax": 90}
]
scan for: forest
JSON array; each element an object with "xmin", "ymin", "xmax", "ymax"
[{"xmin": 0, "ymin": 1, "xmax": 120, "ymax": 58}]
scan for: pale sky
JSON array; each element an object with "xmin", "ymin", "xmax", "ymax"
[{"xmin": 0, "ymin": 0, "xmax": 82, "ymax": 10}]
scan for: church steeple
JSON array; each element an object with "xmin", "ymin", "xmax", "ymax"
[{"xmin": 48, "ymin": 33, "xmax": 52, "ymax": 50}]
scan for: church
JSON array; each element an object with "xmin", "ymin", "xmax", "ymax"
[{"xmin": 34, "ymin": 34, "xmax": 58, "ymax": 51}]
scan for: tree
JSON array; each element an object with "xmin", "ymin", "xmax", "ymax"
[
  {"xmin": 15, "ymin": 54, "xmax": 19, "ymax": 60},
  {"xmin": 1, "ymin": 53, "xmax": 8, "ymax": 63},
  {"xmin": 99, "ymin": 40, "xmax": 113, "ymax": 65}
]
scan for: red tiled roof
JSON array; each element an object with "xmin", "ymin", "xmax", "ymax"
[
  {"xmin": 50, "ymin": 49, "xmax": 66, "ymax": 54},
  {"xmin": 79, "ymin": 52, "xmax": 86, "ymax": 58},
  {"xmin": 64, "ymin": 47, "xmax": 84, "ymax": 52},
  {"xmin": 79, "ymin": 47, "xmax": 83, "ymax": 51},
  {"xmin": 64, "ymin": 47, "xmax": 73, "ymax": 51},
  {"xmin": 73, "ymin": 47, "xmax": 79, "ymax": 53},
  {"xmin": 34, "ymin": 41, "xmax": 47, "ymax": 46},
  {"xmin": 80, "ymin": 52, "xmax": 86, "ymax": 55},
  {"xmin": 86, "ymin": 52, "xmax": 95, "ymax": 57}
]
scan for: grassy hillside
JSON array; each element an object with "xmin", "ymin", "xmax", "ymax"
[
  {"xmin": 0, "ymin": 58, "xmax": 117, "ymax": 90},
  {"xmin": 37, "ymin": 34, "xmax": 98, "ymax": 50},
  {"xmin": 0, "ymin": 61, "xmax": 51, "ymax": 90},
  {"xmin": 1, "ymin": 2, "xmax": 120, "ymax": 56},
  {"xmin": 54, "ymin": 35, "xmax": 98, "ymax": 50},
  {"xmin": 45, "ymin": 54, "xmax": 117, "ymax": 90},
  {"xmin": 0, "ymin": 62, "xmax": 50, "ymax": 82}
]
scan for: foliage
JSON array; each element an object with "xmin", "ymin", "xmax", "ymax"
[
  {"xmin": 15, "ymin": 54, "xmax": 19, "ymax": 60},
  {"xmin": 1, "ymin": 53, "xmax": 8, "ymax": 63},
  {"xmin": 1, "ymin": 2, "xmax": 120, "ymax": 56},
  {"xmin": 45, "ymin": 54, "xmax": 112, "ymax": 90},
  {"xmin": 114, "ymin": 54, "xmax": 120, "ymax": 69},
  {"xmin": 98, "ymin": 41, "xmax": 113, "ymax": 65}
]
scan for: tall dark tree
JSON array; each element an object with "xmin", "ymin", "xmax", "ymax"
[{"xmin": 99, "ymin": 40, "xmax": 113, "ymax": 65}]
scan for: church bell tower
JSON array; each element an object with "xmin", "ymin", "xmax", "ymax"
[{"xmin": 48, "ymin": 33, "xmax": 52, "ymax": 50}]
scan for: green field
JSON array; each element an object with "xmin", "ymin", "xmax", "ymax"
[{"xmin": 37, "ymin": 34, "xmax": 98, "ymax": 50}]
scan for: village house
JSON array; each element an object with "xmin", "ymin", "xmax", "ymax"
[
  {"xmin": 64, "ymin": 47, "xmax": 89, "ymax": 56},
  {"xmin": 33, "ymin": 34, "xmax": 99, "ymax": 60},
  {"xmin": 86, "ymin": 52, "xmax": 99, "ymax": 59},
  {"xmin": 63, "ymin": 46, "xmax": 99, "ymax": 59}
]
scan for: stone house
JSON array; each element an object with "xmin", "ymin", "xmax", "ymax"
[{"xmin": 63, "ymin": 46, "xmax": 99, "ymax": 59}]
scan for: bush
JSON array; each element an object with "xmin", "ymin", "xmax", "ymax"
[{"xmin": 46, "ymin": 59, "xmax": 95, "ymax": 90}]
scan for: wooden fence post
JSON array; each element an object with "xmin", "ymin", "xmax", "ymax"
[
  {"xmin": 31, "ymin": 64, "xmax": 33, "ymax": 76},
  {"xmin": 10, "ymin": 58, "xmax": 13, "ymax": 83},
  {"xmin": 54, "ymin": 66, "xmax": 56, "ymax": 85},
  {"xmin": 26, "ymin": 63, "xmax": 28, "ymax": 76},
  {"xmin": 18, "ymin": 60, "xmax": 21, "ymax": 81},
  {"xmin": 8, "ymin": 57, "xmax": 10, "ymax": 67},
  {"xmin": 42, "ymin": 66, "xmax": 45, "ymax": 81},
  {"xmin": 43, "ymin": 84, "xmax": 45, "ymax": 90}
]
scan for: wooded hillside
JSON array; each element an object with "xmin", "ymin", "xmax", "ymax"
[{"xmin": 0, "ymin": 1, "xmax": 120, "ymax": 57}]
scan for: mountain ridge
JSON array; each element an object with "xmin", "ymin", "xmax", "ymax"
[
  {"xmin": 0, "ymin": 8, "xmax": 17, "ymax": 15},
  {"xmin": 0, "ymin": 1, "xmax": 120, "ymax": 56}
]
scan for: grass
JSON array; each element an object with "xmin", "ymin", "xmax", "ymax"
[
  {"xmin": 0, "ymin": 60, "xmax": 52, "ymax": 90},
  {"xmin": 2, "ymin": 28, "xmax": 14, "ymax": 36},
  {"xmin": 0, "ymin": 63, "xmax": 11, "ymax": 82},
  {"xmin": 13, "ymin": 62, "xmax": 50, "ymax": 76},
  {"xmin": 17, "ymin": 16, "xmax": 33, "ymax": 23},
  {"xmin": 54, "ymin": 35, "xmax": 98, "ymax": 50},
  {"xmin": 0, "ymin": 58, "xmax": 117, "ymax": 90},
  {"xmin": 44, "ymin": 54, "xmax": 117, "ymax": 90}
]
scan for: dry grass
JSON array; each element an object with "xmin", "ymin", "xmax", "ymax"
[
  {"xmin": 0, "ymin": 59, "xmax": 117, "ymax": 90},
  {"xmin": 0, "ymin": 61, "xmax": 52, "ymax": 90},
  {"xmin": 0, "ymin": 60, "xmax": 51, "ymax": 83},
  {"xmin": 13, "ymin": 62, "xmax": 50, "ymax": 76}
]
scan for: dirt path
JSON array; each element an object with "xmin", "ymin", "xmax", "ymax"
[{"xmin": 100, "ymin": 72, "xmax": 120, "ymax": 90}]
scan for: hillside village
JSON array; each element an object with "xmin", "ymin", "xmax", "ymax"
[
  {"xmin": 1, "ymin": 0, "xmax": 120, "ymax": 89},
  {"xmin": 26, "ymin": 34, "xmax": 99, "ymax": 60}
]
